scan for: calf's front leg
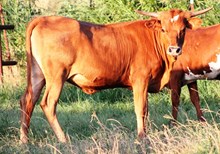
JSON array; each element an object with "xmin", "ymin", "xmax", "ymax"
[{"xmin": 132, "ymin": 77, "xmax": 149, "ymax": 138}]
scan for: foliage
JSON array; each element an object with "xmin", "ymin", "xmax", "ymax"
[{"xmin": 0, "ymin": 0, "xmax": 219, "ymax": 66}]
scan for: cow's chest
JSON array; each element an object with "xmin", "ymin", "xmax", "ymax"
[{"xmin": 184, "ymin": 54, "xmax": 220, "ymax": 83}]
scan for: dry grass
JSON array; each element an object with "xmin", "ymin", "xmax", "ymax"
[
  {"xmin": 2, "ymin": 65, "xmax": 21, "ymax": 86},
  {"xmin": 0, "ymin": 107, "xmax": 220, "ymax": 153},
  {"xmin": 0, "ymin": 75, "xmax": 219, "ymax": 153}
]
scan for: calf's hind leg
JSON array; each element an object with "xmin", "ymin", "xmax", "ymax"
[
  {"xmin": 171, "ymin": 85, "xmax": 181, "ymax": 121},
  {"xmin": 40, "ymin": 70, "xmax": 67, "ymax": 143},
  {"xmin": 20, "ymin": 73, "xmax": 45, "ymax": 143},
  {"xmin": 187, "ymin": 82, "xmax": 205, "ymax": 121}
]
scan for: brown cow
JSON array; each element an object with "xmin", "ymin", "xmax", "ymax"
[
  {"xmin": 20, "ymin": 8, "xmax": 210, "ymax": 143},
  {"xmin": 168, "ymin": 22, "xmax": 220, "ymax": 122}
]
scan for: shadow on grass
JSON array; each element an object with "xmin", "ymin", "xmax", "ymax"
[{"xmin": 0, "ymin": 81, "xmax": 219, "ymax": 143}]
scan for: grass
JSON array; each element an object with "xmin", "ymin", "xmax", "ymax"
[{"xmin": 0, "ymin": 72, "xmax": 219, "ymax": 153}]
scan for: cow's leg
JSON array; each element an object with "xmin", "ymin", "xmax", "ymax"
[
  {"xmin": 132, "ymin": 77, "xmax": 148, "ymax": 138},
  {"xmin": 40, "ymin": 71, "xmax": 66, "ymax": 143},
  {"xmin": 187, "ymin": 82, "xmax": 205, "ymax": 121},
  {"xmin": 170, "ymin": 82, "xmax": 181, "ymax": 121},
  {"xmin": 20, "ymin": 71, "xmax": 45, "ymax": 143}
]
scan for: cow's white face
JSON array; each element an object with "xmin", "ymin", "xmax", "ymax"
[{"xmin": 184, "ymin": 54, "xmax": 220, "ymax": 82}]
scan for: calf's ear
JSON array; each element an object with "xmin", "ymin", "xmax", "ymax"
[
  {"xmin": 145, "ymin": 19, "xmax": 162, "ymax": 31},
  {"xmin": 187, "ymin": 17, "xmax": 203, "ymax": 29}
]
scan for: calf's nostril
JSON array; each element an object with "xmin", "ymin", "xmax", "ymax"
[
  {"xmin": 176, "ymin": 47, "xmax": 181, "ymax": 54},
  {"xmin": 169, "ymin": 48, "xmax": 172, "ymax": 53}
]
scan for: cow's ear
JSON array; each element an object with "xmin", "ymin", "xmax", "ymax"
[
  {"xmin": 186, "ymin": 17, "xmax": 202, "ymax": 29},
  {"xmin": 145, "ymin": 19, "xmax": 162, "ymax": 31}
]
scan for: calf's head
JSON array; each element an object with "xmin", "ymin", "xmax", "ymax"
[{"xmin": 136, "ymin": 7, "xmax": 212, "ymax": 57}]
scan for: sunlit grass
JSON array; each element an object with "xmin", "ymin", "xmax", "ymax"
[{"xmin": 0, "ymin": 79, "xmax": 219, "ymax": 153}]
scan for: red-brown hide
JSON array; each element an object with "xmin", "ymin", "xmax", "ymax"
[
  {"xmin": 20, "ymin": 8, "xmax": 204, "ymax": 143},
  {"xmin": 168, "ymin": 23, "xmax": 220, "ymax": 122}
]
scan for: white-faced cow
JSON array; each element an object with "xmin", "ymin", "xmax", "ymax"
[
  {"xmin": 167, "ymin": 17, "xmax": 220, "ymax": 122},
  {"xmin": 20, "ymin": 8, "xmax": 211, "ymax": 143}
]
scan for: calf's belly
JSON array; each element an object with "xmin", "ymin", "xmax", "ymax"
[
  {"xmin": 183, "ymin": 54, "xmax": 220, "ymax": 84},
  {"xmin": 68, "ymin": 74, "xmax": 128, "ymax": 94}
]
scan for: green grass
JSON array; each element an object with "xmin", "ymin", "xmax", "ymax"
[{"xmin": 0, "ymin": 78, "xmax": 219, "ymax": 153}]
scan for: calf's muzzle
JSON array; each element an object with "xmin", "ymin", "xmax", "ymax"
[{"xmin": 167, "ymin": 46, "xmax": 182, "ymax": 57}]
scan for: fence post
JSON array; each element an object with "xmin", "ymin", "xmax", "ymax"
[
  {"xmin": 0, "ymin": 34, "xmax": 3, "ymax": 84},
  {"xmin": 0, "ymin": 4, "xmax": 11, "ymax": 60}
]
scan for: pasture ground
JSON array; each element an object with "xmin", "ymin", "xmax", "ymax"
[{"xmin": 0, "ymin": 67, "xmax": 219, "ymax": 153}]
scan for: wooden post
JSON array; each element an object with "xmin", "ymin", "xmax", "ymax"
[
  {"xmin": 0, "ymin": 4, "xmax": 16, "ymax": 84},
  {"xmin": 0, "ymin": 4, "xmax": 3, "ymax": 84},
  {"xmin": 0, "ymin": 4, "xmax": 11, "ymax": 60},
  {"xmin": 0, "ymin": 25, "xmax": 15, "ymax": 84},
  {"xmin": 0, "ymin": 35, "xmax": 3, "ymax": 84}
]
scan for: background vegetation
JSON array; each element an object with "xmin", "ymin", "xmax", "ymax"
[
  {"xmin": 1, "ymin": 0, "xmax": 220, "ymax": 66},
  {"xmin": 0, "ymin": 0, "xmax": 219, "ymax": 153}
]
